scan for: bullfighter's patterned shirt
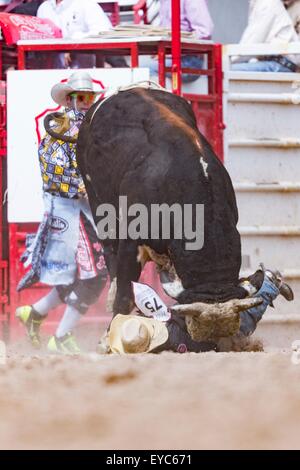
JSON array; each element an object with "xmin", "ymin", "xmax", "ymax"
[{"xmin": 38, "ymin": 109, "xmax": 86, "ymax": 199}]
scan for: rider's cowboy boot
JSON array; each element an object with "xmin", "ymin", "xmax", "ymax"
[{"xmin": 259, "ymin": 263, "xmax": 294, "ymax": 302}]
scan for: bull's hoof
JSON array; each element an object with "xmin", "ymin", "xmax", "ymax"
[
  {"xmin": 106, "ymin": 278, "xmax": 117, "ymax": 313},
  {"xmin": 97, "ymin": 330, "xmax": 111, "ymax": 354},
  {"xmin": 217, "ymin": 335, "xmax": 264, "ymax": 352}
]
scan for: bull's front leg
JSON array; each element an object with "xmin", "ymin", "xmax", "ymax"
[
  {"xmin": 102, "ymin": 241, "xmax": 118, "ymax": 313},
  {"xmin": 113, "ymin": 240, "xmax": 141, "ymax": 315}
]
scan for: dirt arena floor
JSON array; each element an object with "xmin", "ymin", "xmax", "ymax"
[{"xmin": 1, "ymin": 321, "xmax": 300, "ymax": 451}]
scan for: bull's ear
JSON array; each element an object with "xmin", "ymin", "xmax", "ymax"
[{"xmin": 170, "ymin": 296, "xmax": 263, "ymax": 317}]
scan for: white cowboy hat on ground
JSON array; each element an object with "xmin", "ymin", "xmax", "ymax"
[
  {"xmin": 109, "ymin": 314, "xmax": 169, "ymax": 354},
  {"xmin": 51, "ymin": 71, "xmax": 102, "ymax": 107}
]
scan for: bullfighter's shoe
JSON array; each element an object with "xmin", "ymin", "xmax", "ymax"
[
  {"xmin": 47, "ymin": 332, "xmax": 81, "ymax": 355},
  {"xmin": 15, "ymin": 305, "xmax": 45, "ymax": 349}
]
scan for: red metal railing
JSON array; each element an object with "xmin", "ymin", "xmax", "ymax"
[
  {"xmin": 99, "ymin": 1, "xmax": 120, "ymax": 27},
  {"xmin": 171, "ymin": 0, "xmax": 181, "ymax": 95},
  {"xmin": 0, "ymin": 83, "xmax": 8, "ymax": 339},
  {"xmin": 133, "ymin": 0, "xmax": 149, "ymax": 24}
]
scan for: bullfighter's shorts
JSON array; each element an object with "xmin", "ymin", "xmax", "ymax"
[{"xmin": 56, "ymin": 274, "xmax": 107, "ymax": 314}]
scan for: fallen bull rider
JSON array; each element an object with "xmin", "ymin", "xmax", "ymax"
[{"xmin": 107, "ymin": 264, "xmax": 294, "ymax": 354}]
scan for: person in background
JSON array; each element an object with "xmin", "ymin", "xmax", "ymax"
[
  {"xmin": 159, "ymin": 0, "xmax": 213, "ymax": 40},
  {"xmin": 37, "ymin": 0, "xmax": 112, "ymax": 68},
  {"xmin": 1, "ymin": 1, "xmax": 44, "ymax": 72},
  {"xmin": 16, "ymin": 71, "xmax": 108, "ymax": 354},
  {"xmin": 4, "ymin": 0, "xmax": 43, "ymax": 15},
  {"xmin": 232, "ymin": 0, "xmax": 300, "ymax": 72},
  {"xmin": 139, "ymin": 0, "xmax": 214, "ymax": 83},
  {"xmin": 284, "ymin": 0, "xmax": 300, "ymax": 36}
]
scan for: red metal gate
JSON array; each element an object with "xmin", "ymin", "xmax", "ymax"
[{"xmin": 0, "ymin": 79, "xmax": 9, "ymax": 339}]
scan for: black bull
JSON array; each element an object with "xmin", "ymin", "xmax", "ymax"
[{"xmin": 77, "ymin": 87, "xmax": 248, "ymax": 315}]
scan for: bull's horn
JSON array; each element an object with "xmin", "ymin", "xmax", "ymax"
[{"xmin": 170, "ymin": 296, "xmax": 263, "ymax": 317}]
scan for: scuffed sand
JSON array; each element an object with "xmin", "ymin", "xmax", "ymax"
[{"xmin": 1, "ymin": 345, "xmax": 300, "ymax": 450}]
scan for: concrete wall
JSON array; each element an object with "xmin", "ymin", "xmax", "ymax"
[{"xmin": 208, "ymin": 0, "xmax": 249, "ymax": 44}]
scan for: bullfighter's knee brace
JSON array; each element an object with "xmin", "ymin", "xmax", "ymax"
[
  {"xmin": 57, "ymin": 275, "xmax": 106, "ymax": 314},
  {"xmin": 239, "ymin": 275, "xmax": 279, "ymax": 336}
]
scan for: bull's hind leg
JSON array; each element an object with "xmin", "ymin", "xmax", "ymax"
[
  {"xmin": 113, "ymin": 240, "xmax": 141, "ymax": 315},
  {"xmin": 97, "ymin": 242, "xmax": 140, "ymax": 354},
  {"xmin": 101, "ymin": 241, "xmax": 118, "ymax": 312}
]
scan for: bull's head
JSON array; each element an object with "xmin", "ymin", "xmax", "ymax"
[
  {"xmin": 171, "ymin": 297, "xmax": 263, "ymax": 341},
  {"xmin": 137, "ymin": 244, "xmax": 263, "ymax": 341}
]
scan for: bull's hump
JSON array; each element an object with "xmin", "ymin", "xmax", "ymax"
[{"xmin": 135, "ymin": 88, "xmax": 203, "ymax": 153}]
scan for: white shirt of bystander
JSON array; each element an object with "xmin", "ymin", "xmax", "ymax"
[
  {"xmin": 37, "ymin": 0, "xmax": 112, "ymax": 39},
  {"xmin": 241, "ymin": 0, "xmax": 298, "ymax": 44},
  {"xmin": 235, "ymin": 0, "xmax": 300, "ymax": 65}
]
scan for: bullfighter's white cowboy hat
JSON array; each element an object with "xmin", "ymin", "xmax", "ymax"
[
  {"xmin": 109, "ymin": 314, "xmax": 168, "ymax": 354},
  {"xmin": 51, "ymin": 71, "xmax": 101, "ymax": 107}
]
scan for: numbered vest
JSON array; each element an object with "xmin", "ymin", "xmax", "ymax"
[{"xmin": 132, "ymin": 282, "xmax": 171, "ymax": 322}]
